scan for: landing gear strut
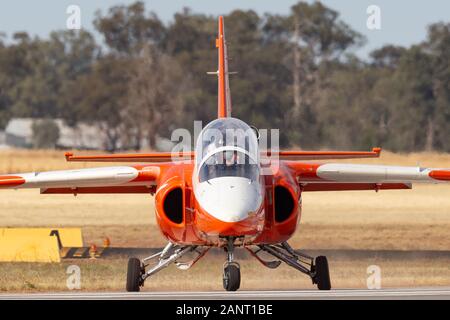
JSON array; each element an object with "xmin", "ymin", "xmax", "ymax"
[
  {"xmin": 248, "ymin": 242, "xmax": 331, "ymax": 290},
  {"xmin": 223, "ymin": 237, "xmax": 241, "ymax": 291},
  {"xmin": 126, "ymin": 242, "xmax": 208, "ymax": 292}
]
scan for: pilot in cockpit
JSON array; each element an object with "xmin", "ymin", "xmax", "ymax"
[{"xmin": 224, "ymin": 150, "xmax": 238, "ymax": 166}]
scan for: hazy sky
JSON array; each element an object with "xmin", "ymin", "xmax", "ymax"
[{"xmin": 0, "ymin": 1, "xmax": 449, "ymax": 59}]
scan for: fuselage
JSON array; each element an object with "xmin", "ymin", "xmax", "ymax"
[
  {"xmin": 152, "ymin": 13, "xmax": 302, "ymax": 246},
  {"xmin": 154, "ymin": 117, "xmax": 302, "ymax": 246}
]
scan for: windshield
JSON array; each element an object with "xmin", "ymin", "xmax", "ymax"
[
  {"xmin": 195, "ymin": 117, "xmax": 259, "ymax": 166},
  {"xmin": 199, "ymin": 150, "xmax": 259, "ymax": 183}
]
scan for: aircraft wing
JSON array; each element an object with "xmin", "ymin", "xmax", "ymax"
[
  {"xmin": 0, "ymin": 165, "xmax": 160, "ymax": 195},
  {"xmin": 286, "ymin": 162, "xmax": 450, "ymax": 192},
  {"xmin": 65, "ymin": 151, "xmax": 194, "ymax": 163},
  {"xmin": 65, "ymin": 148, "xmax": 380, "ymax": 163},
  {"xmin": 264, "ymin": 148, "xmax": 381, "ymax": 161}
]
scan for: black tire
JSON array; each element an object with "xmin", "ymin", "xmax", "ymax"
[
  {"xmin": 126, "ymin": 257, "xmax": 143, "ymax": 292},
  {"xmin": 314, "ymin": 256, "xmax": 331, "ymax": 290},
  {"xmin": 223, "ymin": 263, "xmax": 241, "ymax": 291}
]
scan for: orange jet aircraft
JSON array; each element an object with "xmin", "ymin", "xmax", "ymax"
[{"xmin": 1, "ymin": 17, "xmax": 450, "ymax": 292}]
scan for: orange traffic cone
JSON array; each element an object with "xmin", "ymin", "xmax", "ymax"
[{"xmin": 89, "ymin": 244, "xmax": 97, "ymax": 259}]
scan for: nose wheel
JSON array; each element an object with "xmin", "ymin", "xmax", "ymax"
[{"xmin": 223, "ymin": 262, "xmax": 241, "ymax": 291}]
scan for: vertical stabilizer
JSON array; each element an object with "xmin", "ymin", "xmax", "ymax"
[{"xmin": 217, "ymin": 16, "xmax": 232, "ymax": 118}]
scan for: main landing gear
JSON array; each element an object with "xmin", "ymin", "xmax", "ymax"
[
  {"xmin": 246, "ymin": 241, "xmax": 331, "ymax": 290},
  {"xmin": 126, "ymin": 240, "xmax": 330, "ymax": 292},
  {"xmin": 222, "ymin": 238, "xmax": 330, "ymax": 291},
  {"xmin": 126, "ymin": 242, "xmax": 209, "ymax": 292}
]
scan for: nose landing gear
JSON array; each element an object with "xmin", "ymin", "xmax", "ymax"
[{"xmin": 223, "ymin": 237, "xmax": 241, "ymax": 291}]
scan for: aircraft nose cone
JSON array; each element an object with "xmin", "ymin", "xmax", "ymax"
[{"xmin": 196, "ymin": 177, "xmax": 263, "ymax": 223}]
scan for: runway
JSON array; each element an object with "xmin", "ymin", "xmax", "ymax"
[
  {"xmin": 1, "ymin": 288, "xmax": 450, "ymax": 300},
  {"xmin": 67, "ymin": 247, "xmax": 450, "ymax": 260}
]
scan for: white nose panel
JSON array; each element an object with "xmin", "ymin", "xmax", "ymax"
[{"xmin": 195, "ymin": 177, "xmax": 262, "ymax": 222}]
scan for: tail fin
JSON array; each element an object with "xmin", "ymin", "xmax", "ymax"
[{"xmin": 217, "ymin": 16, "xmax": 232, "ymax": 118}]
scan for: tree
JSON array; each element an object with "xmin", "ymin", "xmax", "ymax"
[
  {"xmin": 313, "ymin": 58, "xmax": 381, "ymax": 149},
  {"xmin": 223, "ymin": 10, "xmax": 293, "ymax": 145},
  {"xmin": 4, "ymin": 30, "xmax": 98, "ymax": 125},
  {"xmin": 125, "ymin": 45, "xmax": 188, "ymax": 150},
  {"xmin": 425, "ymin": 23, "xmax": 450, "ymax": 151},
  {"xmin": 0, "ymin": 1, "xmax": 447, "ymax": 153},
  {"xmin": 70, "ymin": 55, "xmax": 131, "ymax": 151},
  {"xmin": 163, "ymin": 9, "xmax": 217, "ymax": 125},
  {"xmin": 277, "ymin": 2, "xmax": 365, "ymax": 147},
  {"xmin": 0, "ymin": 42, "xmax": 11, "ymax": 129},
  {"xmin": 370, "ymin": 45, "xmax": 406, "ymax": 69},
  {"xmin": 54, "ymin": 30, "xmax": 99, "ymax": 128},
  {"xmin": 94, "ymin": 1, "xmax": 165, "ymax": 56}
]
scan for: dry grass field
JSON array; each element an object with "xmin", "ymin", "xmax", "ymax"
[
  {"xmin": 0, "ymin": 149, "xmax": 450, "ymax": 292},
  {"xmin": 2, "ymin": 255, "xmax": 450, "ymax": 292}
]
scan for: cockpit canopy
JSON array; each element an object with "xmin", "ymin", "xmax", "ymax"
[
  {"xmin": 195, "ymin": 118, "xmax": 260, "ymax": 183},
  {"xmin": 198, "ymin": 150, "xmax": 259, "ymax": 182}
]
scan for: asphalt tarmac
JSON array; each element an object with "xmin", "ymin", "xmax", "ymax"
[{"xmin": 1, "ymin": 288, "xmax": 450, "ymax": 300}]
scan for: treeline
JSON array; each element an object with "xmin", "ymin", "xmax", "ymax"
[{"xmin": 0, "ymin": 1, "xmax": 449, "ymax": 151}]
